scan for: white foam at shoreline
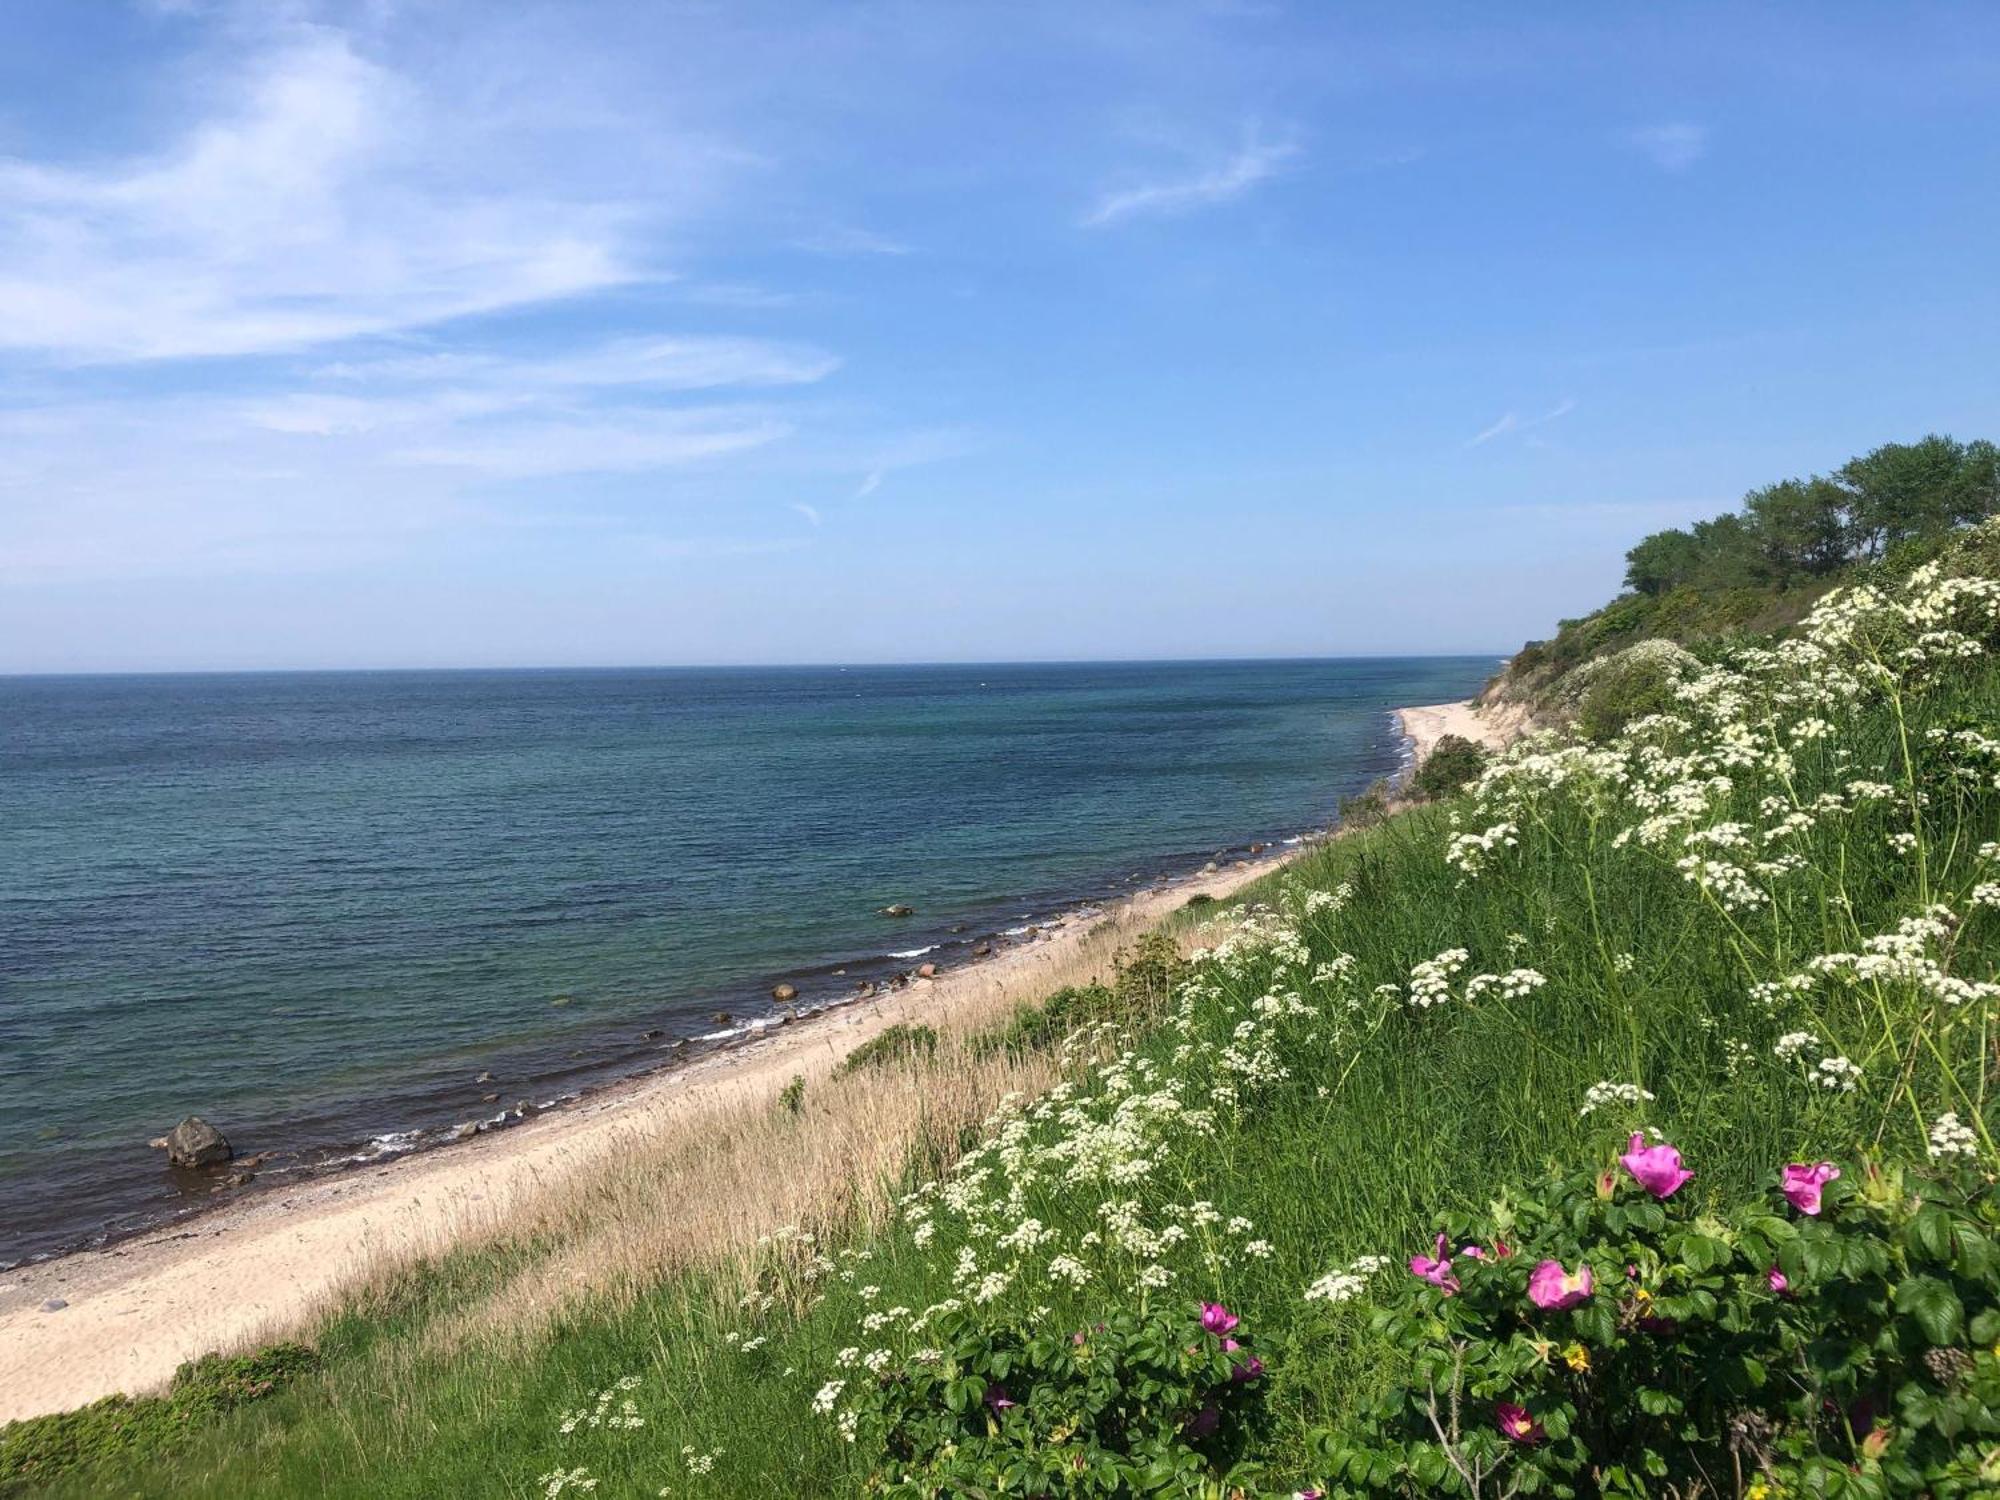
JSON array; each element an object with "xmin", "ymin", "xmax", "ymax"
[{"xmin": 887, "ymin": 945, "xmax": 936, "ymax": 959}]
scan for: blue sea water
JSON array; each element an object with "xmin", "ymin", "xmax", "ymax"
[{"xmin": 0, "ymin": 658, "xmax": 1493, "ymax": 1261}]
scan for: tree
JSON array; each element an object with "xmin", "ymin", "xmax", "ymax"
[
  {"xmin": 1743, "ymin": 475, "xmax": 1849, "ymax": 582},
  {"xmin": 1837, "ymin": 435, "xmax": 1973, "ymax": 557},
  {"xmin": 1623, "ymin": 528, "xmax": 1704, "ymax": 595}
]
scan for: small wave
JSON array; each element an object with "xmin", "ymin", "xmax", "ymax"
[{"xmin": 888, "ymin": 945, "xmax": 936, "ymax": 959}]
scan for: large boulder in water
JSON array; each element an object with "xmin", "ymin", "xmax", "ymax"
[{"xmin": 165, "ymin": 1116, "xmax": 232, "ymax": 1169}]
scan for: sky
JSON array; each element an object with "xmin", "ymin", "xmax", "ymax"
[{"xmin": 2, "ymin": 2, "xmax": 1997, "ymax": 672}]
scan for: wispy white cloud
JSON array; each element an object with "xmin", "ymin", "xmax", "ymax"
[
  {"xmin": 1084, "ymin": 127, "xmax": 1300, "ymax": 227},
  {"xmin": 791, "ymin": 225, "xmax": 913, "ymax": 256},
  {"xmin": 0, "ymin": 31, "xmax": 657, "ymax": 361},
  {"xmin": 1628, "ymin": 122, "xmax": 1709, "ymax": 172},
  {"xmin": 853, "ymin": 469, "xmax": 884, "ymax": 499},
  {"xmin": 315, "ymin": 335, "xmax": 839, "ymax": 393},
  {"xmin": 1468, "ymin": 397, "xmax": 1576, "ymax": 447},
  {"xmin": 790, "ymin": 501, "xmax": 822, "ymax": 527}
]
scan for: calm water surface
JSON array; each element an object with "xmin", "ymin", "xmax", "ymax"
[{"xmin": 0, "ymin": 658, "xmax": 1494, "ymax": 1260}]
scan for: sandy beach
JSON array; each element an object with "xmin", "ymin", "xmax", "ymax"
[
  {"xmin": 1394, "ymin": 697, "xmax": 1526, "ymax": 767},
  {"xmin": 0, "ymin": 845, "xmax": 1298, "ymax": 1424}
]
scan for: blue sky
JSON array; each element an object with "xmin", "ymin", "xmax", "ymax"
[{"xmin": 2, "ymin": 1, "xmax": 1997, "ymax": 671}]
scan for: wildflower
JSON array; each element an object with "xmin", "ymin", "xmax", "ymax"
[
  {"xmin": 1579, "ymin": 1080, "xmax": 1656, "ymax": 1117},
  {"xmin": 1561, "ymin": 1342, "xmax": 1590, "ymax": 1372},
  {"xmin": 1620, "ymin": 1132, "xmax": 1694, "ymax": 1198},
  {"xmin": 1528, "ymin": 1259, "xmax": 1594, "ymax": 1311},
  {"xmin": 1781, "ymin": 1161, "xmax": 1840, "ymax": 1215},
  {"xmin": 1766, "ymin": 1266, "xmax": 1790, "ymax": 1296},
  {"xmin": 1199, "ymin": 1301, "xmax": 1239, "ymax": 1335},
  {"xmin": 984, "ymin": 1384, "xmax": 1016, "ymax": 1412},
  {"xmin": 1928, "ymin": 1112, "xmax": 1978, "ymax": 1160},
  {"xmin": 1495, "ymin": 1402, "xmax": 1545, "ymax": 1444},
  {"xmin": 1408, "ymin": 1234, "xmax": 1460, "ymax": 1294},
  {"xmin": 1812, "ymin": 1055, "xmax": 1862, "ymax": 1091},
  {"xmin": 810, "ymin": 1380, "xmax": 846, "ymax": 1416},
  {"xmin": 1230, "ymin": 1352, "xmax": 1264, "ymax": 1383},
  {"xmin": 1773, "ymin": 1031, "xmax": 1818, "ymax": 1060}
]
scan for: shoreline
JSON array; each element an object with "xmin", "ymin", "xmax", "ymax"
[
  {"xmin": 4, "ymin": 830, "xmax": 1333, "ymax": 1271},
  {"xmin": 1393, "ymin": 697, "xmax": 1525, "ymax": 768},
  {"xmin": 0, "ymin": 841, "xmax": 1303, "ymax": 1424}
]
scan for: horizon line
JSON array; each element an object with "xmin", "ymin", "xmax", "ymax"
[{"xmin": 0, "ymin": 649, "xmax": 1517, "ymax": 681}]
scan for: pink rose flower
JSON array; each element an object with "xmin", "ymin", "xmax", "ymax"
[
  {"xmin": 1766, "ymin": 1266, "xmax": 1790, "ymax": 1296},
  {"xmin": 1527, "ymin": 1258, "xmax": 1594, "ymax": 1311},
  {"xmin": 1199, "ymin": 1301, "xmax": 1239, "ymax": 1335},
  {"xmin": 1621, "ymin": 1133, "xmax": 1694, "ymax": 1198},
  {"xmin": 1409, "ymin": 1233, "xmax": 1460, "ymax": 1295},
  {"xmin": 1780, "ymin": 1161, "xmax": 1840, "ymax": 1215},
  {"xmin": 1495, "ymin": 1402, "xmax": 1545, "ymax": 1444}
]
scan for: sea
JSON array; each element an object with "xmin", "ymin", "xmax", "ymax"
[{"xmin": 0, "ymin": 657, "xmax": 1494, "ymax": 1263}]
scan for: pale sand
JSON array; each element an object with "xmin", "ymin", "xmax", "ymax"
[
  {"xmin": 1394, "ymin": 698, "xmax": 1526, "ymax": 767},
  {"xmin": 0, "ymin": 849, "xmax": 1298, "ymax": 1423}
]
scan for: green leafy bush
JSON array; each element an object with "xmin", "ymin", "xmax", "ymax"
[
  {"xmin": 834, "ymin": 1023, "xmax": 939, "ymax": 1078},
  {"xmin": 0, "ymin": 1343, "xmax": 318, "ymax": 1491},
  {"xmin": 1410, "ymin": 735, "xmax": 1487, "ymax": 801},
  {"xmin": 978, "ymin": 982, "xmax": 1120, "ymax": 1057},
  {"xmin": 1338, "ymin": 777, "xmax": 1396, "ymax": 831},
  {"xmin": 1309, "ymin": 1150, "xmax": 2000, "ymax": 1498},
  {"xmin": 849, "ymin": 1301, "xmax": 1270, "ymax": 1496}
]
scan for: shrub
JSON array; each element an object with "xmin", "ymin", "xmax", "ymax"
[
  {"xmin": 777, "ymin": 1074, "xmax": 806, "ymax": 1114},
  {"xmin": 834, "ymin": 1023, "xmax": 939, "ymax": 1078},
  {"xmin": 977, "ymin": 982, "xmax": 1120, "ymax": 1057},
  {"xmin": 1113, "ymin": 931, "xmax": 1185, "ymax": 1014},
  {"xmin": 1338, "ymin": 777, "xmax": 1396, "ymax": 831},
  {"xmin": 1410, "ymin": 735, "xmax": 1487, "ymax": 801},
  {"xmin": 1308, "ymin": 1148, "xmax": 2000, "ymax": 1498},
  {"xmin": 849, "ymin": 1301, "xmax": 1270, "ymax": 1496},
  {"xmin": 1571, "ymin": 640, "xmax": 1697, "ymax": 741},
  {"xmin": 0, "ymin": 1343, "xmax": 318, "ymax": 1490}
]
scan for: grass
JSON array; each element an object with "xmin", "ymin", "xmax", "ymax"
[{"xmin": 15, "ymin": 531, "xmax": 2000, "ymax": 1496}]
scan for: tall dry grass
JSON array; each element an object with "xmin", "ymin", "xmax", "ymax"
[{"xmin": 341, "ymin": 891, "xmax": 1240, "ymax": 1357}]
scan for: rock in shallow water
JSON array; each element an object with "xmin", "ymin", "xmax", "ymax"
[{"xmin": 165, "ymin": 1116, "xmax": 232, "ymax": 1169}]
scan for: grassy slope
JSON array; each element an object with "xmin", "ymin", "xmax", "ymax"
[{"xmin": 21, "ymin": 538, "xmax": 2000, "ymax": 1498}]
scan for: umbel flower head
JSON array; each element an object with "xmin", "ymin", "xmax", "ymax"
[
  {"xmin": 1780, "ymin": 1160, "xmax": 1840, "ymax": 1215},
  {"xmin": 1527, "ymin": 1258, "xmax": 1594, "ymax": 1311},
  {"xmin": 1620, "ymin": 1133, "xmax": 1694, "ymax": 1198}
]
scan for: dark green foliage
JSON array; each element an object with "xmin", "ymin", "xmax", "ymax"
[
  {"xmin": 978, "ymin": 982, "xmax": 1121, "ymax": 1056},
  {"xmin": 1622, "ymin": 434, "xmax": 1998, "ymax": 597},
  {"xmin": 1338, "ymin": 776, "xmax": 1396, "ymax": 831},
  {"xmin": 1409, "ymin": 735, "xmax": 1486, "ymax": 801},
  {"xmin": 850, "ymin": 1303, "xmax": 1271, "ymax": 1497},
  {"xmin": 0, "ymin": 1343, "xmax": 318, "ymax": 1492},
  {"xmin": 778, "ymin": 1074, "xmax": 806, "ymax": 1114},
  {"xmin": 1112, "ymin": 930, "xmax": 1185, "ymax": 1013},
  {"xmin": 1311, "ymin": 1159, "xmax": 2000, "ymax": 1498},
  {"xmin": 1504, "ymin": 435, "xmax": 1998, "ymax": 716},
  {"xmin": 833, "ymin": 1022, "xmax": 938, "ymax": 1078},
  {"xmin": 1575, "ymin": 655, "xmax": 1682, "ymax": 742},
  {"xmin": 1184, "ymin": 892, "xmax": 1216, "ymax": 909}
]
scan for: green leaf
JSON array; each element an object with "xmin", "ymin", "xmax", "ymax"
[{"xmin": 1894, "ymin": 1274, "xmax": 1965, "ymax": 1346}]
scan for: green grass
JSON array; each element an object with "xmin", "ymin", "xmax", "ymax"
[{"xmin": 18, "ymin": 538, "xmax": 2000, "ymax": 1497}]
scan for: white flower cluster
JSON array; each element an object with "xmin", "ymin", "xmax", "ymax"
[
  {"xmin": 1929, "ymin": 1112, "xmax": 1979, "ymax": 1160},
  {"xmin": 1578, "ymin": 1080, "xmax": 1655, "ymax": 1117}
]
